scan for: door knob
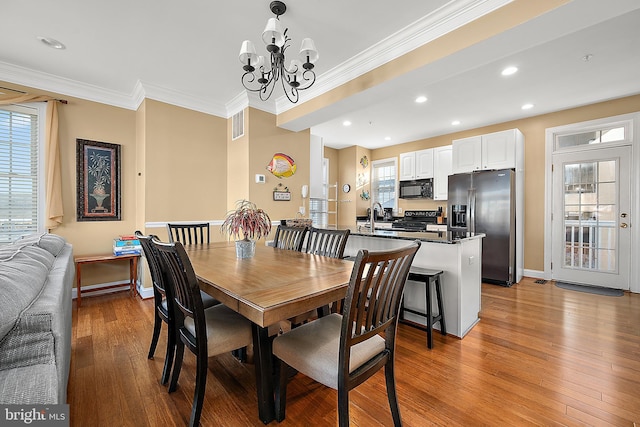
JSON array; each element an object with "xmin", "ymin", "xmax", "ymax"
[{"xmin": 620, "ymin": 223, "xmax": 628, "ymax": 228}]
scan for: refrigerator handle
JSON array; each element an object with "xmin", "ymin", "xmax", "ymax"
[{"xmin": 468, "ymin": 189, "xmax": 476, "ymax": 233}]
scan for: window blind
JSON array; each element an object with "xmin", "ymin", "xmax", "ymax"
[
  {"xmin": 0, "ymin": 105, "xmax": 40, "ymax": 243},
  {"xmin": 372, "ymin": 159, "xmax": 397, "ymax": 209}
]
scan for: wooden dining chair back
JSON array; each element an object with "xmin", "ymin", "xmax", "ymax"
[
  {"xmin": 152, "ymin": 238, "xmax": 252, "ymax": 427},
  {"xmin": 273, "ymin": 225, "xmax": 308, "ymax": 251},
  {"xmin": 135, "ymin": 231, "xmax": 176, "ymax": 385},
  {"xmin": 167, "ymin": 222, "xmax": 210, "ymax": 245},
  {"xmin": 305, "ymin": 227, "xmax": 350, "ymax": 259},
  {"xmin": 273, "ymin": 241, "xmax": 421, "ymax": 426}
]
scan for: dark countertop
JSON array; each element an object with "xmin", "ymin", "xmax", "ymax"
[{"xmin": 345, "ymin": 227, "xmax": 484, "ymax": 244}]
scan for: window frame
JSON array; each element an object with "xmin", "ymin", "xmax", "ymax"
[
  {"xmin": 371, "ymin": 157, "xmax": 398, "ymax": 212},
  {"xmin": 0, "ymin": 102, "xmax": 46, "ymax": 243}
]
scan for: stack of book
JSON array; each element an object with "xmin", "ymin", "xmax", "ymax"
[{"xmin": 113, "ymin": 235, "xmax": 142, "ymax": 256}]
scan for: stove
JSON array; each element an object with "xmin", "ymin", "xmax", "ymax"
[{"xmin": 392, "ymin": 210, "xmax": 439, "ymax": 232}]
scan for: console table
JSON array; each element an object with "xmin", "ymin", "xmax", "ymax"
[{"xmin": 74, "ymin": 253, "xmax": 140, "ymax": 307}]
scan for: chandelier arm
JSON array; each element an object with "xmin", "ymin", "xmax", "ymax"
[
  {"xmin": 296, "ymin": 69, "xmax": 316, "ymax": 90},
  {"xmin": 280, "ymin": 73, "xmax": 299, "ymax": 103},
  {"xmin": 260, "ymin": 77, "xmax": 278, "ymax": 101}
]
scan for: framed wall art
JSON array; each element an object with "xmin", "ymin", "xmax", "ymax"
[{"xmin": 76, "ymin": 139, "xmax": 121, "ymax": 221}]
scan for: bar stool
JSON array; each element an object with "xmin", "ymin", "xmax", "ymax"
[{"xmin": 400, "ymin": 267, "xmax": 446, "ymax": 349}]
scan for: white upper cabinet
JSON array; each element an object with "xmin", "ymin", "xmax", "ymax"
[
  {"xmin": 399, "ymin": 152, "xmax": 416, "ymax": 181},
  {"xmin": 433, "ymin": 145, "xmax": 452, "ymax": 200},
  {"xmin": 452, "ymin": 129, "xmax": 524, "ymax": 173},
  {"xmin": 399, "ymin": 149, "xmax": 434, "ymax": 181},
  {"xmin": 452, "ymin": 136, "xmax": 482, "ymax": 173},
  {"xmin": 415, "ymin": 149, "xmax": 434, "ymax": 179},
  {"xmin": 482, "ymin": 130, "xmax": 517, "ymax": 170}
]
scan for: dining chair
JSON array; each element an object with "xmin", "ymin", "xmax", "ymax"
[
  {"xmin": 135, "ymin": 231, "xmax": 220, "ymax": 387},
  {"xmin": 135, "ymin": 231, "xmax": 177, "ymax": 386},
  {"xmin": 167, "ymin": 222, "xmax": 210, "ymax": 245},
  {"xmin": 273, "ymin": 225, "xmax": 308, "ymax": 252},
  {"xmin": 304, "ymin": 227, "xmax": 350, "ymax": 259},
  {"xmin": 304, "ymin": 227, "xmax": 351, "ymax": 316},
  {"xmin": 152, "ymin": 237, "xmax": 253, "ymax": 427},
  {"xmin": 272, "ymin": 241, "xmax": 421, "ymax": 426}
]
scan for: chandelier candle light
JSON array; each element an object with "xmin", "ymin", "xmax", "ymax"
[{"xmin": 239, "ymin": 1, "xmax": 318, "ymax": 103}]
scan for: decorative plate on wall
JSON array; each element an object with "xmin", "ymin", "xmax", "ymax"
[{"xmin": 360, "ymin": 155, "xmax": 369, "ymax": 169}]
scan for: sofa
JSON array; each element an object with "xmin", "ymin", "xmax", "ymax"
[{"xmin": 0, "ymin": 233, "xmax": 74, "ymax": 404}]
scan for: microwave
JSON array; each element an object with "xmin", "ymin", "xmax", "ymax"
[{"xmin": 399, "ymin": 178, "xmax": 433, "ymax": 199}]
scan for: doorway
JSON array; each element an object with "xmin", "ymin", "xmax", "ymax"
[{"xmin": 546, "ymin": 114, "xmax": 637, "ymax": 291}]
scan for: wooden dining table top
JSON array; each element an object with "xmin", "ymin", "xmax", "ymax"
[{"xmin": 183, "ymin": 242, "xmax": 354, "ymax": 328}]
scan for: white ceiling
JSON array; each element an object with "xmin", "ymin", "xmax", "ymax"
[{"xmin": 1, "ymin": 0, "xmax": 639, "ymax": 150}]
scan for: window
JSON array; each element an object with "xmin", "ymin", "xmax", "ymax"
[
  {"xmin": 371, "ymin": 158, "xmax": 397, "ymax": 210},
  {"xmin": 0, "ymin": 103, "xmax": 45, "ymax": 244},
  {"xmin": 555, "ymin": 125, "xmax": 627, "ymax": 150}
]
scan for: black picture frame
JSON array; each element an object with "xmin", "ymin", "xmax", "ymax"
[{"xmin": 76, "ymin": 139, "xmax": 121, "ymax": 221}]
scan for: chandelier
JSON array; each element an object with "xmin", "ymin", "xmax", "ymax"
[{"xmin": 238, "ymin": 1, "xmax": 318, "ymax": 103}]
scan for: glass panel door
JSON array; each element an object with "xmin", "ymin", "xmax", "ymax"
[{"xmin": 552, "ymin": 146, "xmax": 630, "ymax": 289}]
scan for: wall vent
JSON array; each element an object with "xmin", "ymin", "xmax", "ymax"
[{"xmin": 232, "ymin": 110, "xmax": 244, "ymax": 140}]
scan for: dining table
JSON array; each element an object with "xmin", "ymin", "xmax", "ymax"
[{"xmin": 183, "ymin": 241, "xmax": 354, "ymax": 424}]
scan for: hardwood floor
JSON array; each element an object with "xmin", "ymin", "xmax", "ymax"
[{"xmin": 68, "ymin": 278, "xmax": 640, "ymax": 426}]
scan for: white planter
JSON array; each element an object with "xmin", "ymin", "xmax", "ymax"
[{"xmin": 235, "ymin": 239, "xmax": 256, "ymax": 258}]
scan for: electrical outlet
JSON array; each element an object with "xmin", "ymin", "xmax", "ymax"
[{"xmin": 299, "ymin": 206, "xmax": 305, "ymax": 215}]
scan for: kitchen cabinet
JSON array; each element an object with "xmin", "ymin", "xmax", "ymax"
[
  {"xmin": 433, "ymin": 145, "xmax": 452, "ymax": 200},
  {"xmin": 399, "ymin": 149, "xmax": 434, "ymax": 181},
  {"xmin": 452, "ymin": 129, "xmax": 524, "ymax": 174}
]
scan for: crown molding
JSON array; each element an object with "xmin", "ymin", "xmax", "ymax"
[
  {"xmin": 0, "ymin": 60, "xmax": 136, "ymax": 109},
  {"xmin": 140, "ymin": 81, "xmax": 228, "ymax": 117},
  {"xmin": 225, "ymin": 91, "xmax": 249, "ymax": 118},
  {"xmin": 275, "ymin": 0, "xmax": 512, "ymax": 114}
]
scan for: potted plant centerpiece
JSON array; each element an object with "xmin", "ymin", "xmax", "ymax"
[{"xmin": 221, "ymin": 200, "xmax": 272, "ymax": 258}]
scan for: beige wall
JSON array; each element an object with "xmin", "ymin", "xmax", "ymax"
[
  {"xmin": 246, "ymin": 108, "xmax": 311, "ymax": 232},
  {"xmin": 337, "ymin": 146, "xmax": 356, "ymax": 226},
  {"xmin": 142, "ymin": 99, "xmax": 227, "ymax": 228},
  {"xmin": 227, "ymin": 108, "xmax": 250, "ymax": 210}
]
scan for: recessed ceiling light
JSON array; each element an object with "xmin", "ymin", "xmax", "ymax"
[
  {"xmin": 342, "ymin": 120, "xmax": 352, "ymax": 127},
  {"xmin": 37, "ymin": 36, "xmax": 66, "ymax": 50},
  {"xmin": 415, "ymin": 95, "xmax": 427, "ymax": 104},
  {"xmin": 501, "ymin": 66, "xmax": 518, "ymax": 76},
  {"xmin": 521, "ymin": 103, "xmax": 534, "ymax": 110},
  {"xmin": 451, "ymin": 120, "xmax": 461, "ymax": 126},
  {"xmin": 384, "ymin": 136, "xmax": 391, "ymax": 141}
]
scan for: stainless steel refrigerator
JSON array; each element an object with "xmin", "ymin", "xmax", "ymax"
[{"xmin": 448, "ymin": 169, "xmax": 516, "ymax": 286}]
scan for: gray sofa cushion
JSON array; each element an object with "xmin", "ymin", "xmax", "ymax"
[
  {"xmin": 0, "ymin": 247, "xmax": 51, "ymax": 341},
  {"xmin": 15, "ymin": 233, "xmax": 66, "ymax": 257},
  {"xmin": 0, "ymin": 364, "xmax": 58, "ymax": 404},
  {"xmin": 0, "ymin": 314, "xmax": 54, "ymax": 370}
]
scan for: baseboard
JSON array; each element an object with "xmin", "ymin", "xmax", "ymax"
[
  {"xmin": 523, "ymin": 269, "xmax": 546, "ymax": 280},
  {"xmin": 137, "ymin": 284, "xmax": 154, "ymax": 299}
]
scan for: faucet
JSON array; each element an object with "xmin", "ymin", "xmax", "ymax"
[{"xmin": 370, "ymin": 202, "xmax": 383, "ymax": 232}]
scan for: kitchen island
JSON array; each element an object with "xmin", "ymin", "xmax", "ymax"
[{"xmin": 343, "ymin": 228, "xmax": 484, "ymax": 339}]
